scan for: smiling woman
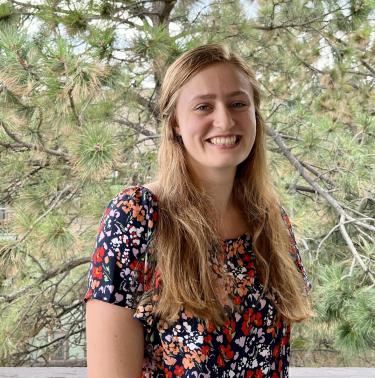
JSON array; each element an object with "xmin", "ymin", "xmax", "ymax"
[
  {"xmin": 174, "ymin": 62, "xmax": 256, "ymax": 174},
  {"xmin": 84, "ymin": 43, "xmax": 313, "ymax": 378}
]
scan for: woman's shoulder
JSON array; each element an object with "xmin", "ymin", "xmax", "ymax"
[
  {"xmin": 84, "ymin": 184, "xmax": 160, "ymax": 306},
  {"xmin": 111, "ymin": 183, "xmax": 159, "ymax": 206},
  {"xmin": 100, "ymin": 184, "xmax": 160, "ymax": 236}
]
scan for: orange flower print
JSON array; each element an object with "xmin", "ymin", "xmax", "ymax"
[
  {"xmin": 164, "ymin": 354, "xmax": 176, "ymax": 366},
  {"xmin": 132, "ymin": 203, "xmax": 146, "ymax": 222},
  {"xmin": 182, "ymin": 355, "xmax": 194, "ymax": 370},
  {"xmin": 120, "ymin": 200, "xmax": 133, "ymax": 214}
]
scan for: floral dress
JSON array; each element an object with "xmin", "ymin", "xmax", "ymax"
[{"xmin": 84, "ymin": 186, "xmax": 311, "ymax": 377}]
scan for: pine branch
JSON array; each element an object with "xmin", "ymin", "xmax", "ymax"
[
  {"xmin": 305, "ymin": 164, "xmax": 336, "ymax": 187},
  {"xmin": 285, "ymin": 184, "xmax": 331, "ymax": 194},
  {"xmin": 8, "ymin": 0, "xmax": 148, "ymax": 30},
  {"xmin": 133, "ymin": 91, "xmax": 159, "ymax": 118},
  {"xmin": 16, "ymin": 326, "xmax": 85, "ymax": 358},
  {"xmin": 1, "ymin": 164, "xmax": 47, "ymax": 204},
  {"xmin": 248, "ymin": 3, "xmax": 346, "ymax": 32},
  {"xmin": 68, "ymin": 87, "xmax": 82, "ymax": 127},
  {"xmin": 267, "ymin": 125, "xmax": 375, "ymax": 285},
  {"xmin": 0, "ymin": 120, "xmax": 70, "ymax": 161},
  {"xmin": 339, "ymin": 215, "xmax": 373, "ymax": 280},
  {"xmin": 0, "ymin": 256, "xmax": 90, "ymax": 303},
  {"xmin": 359, "ymin": 58, "xmax": 375, "ymax": 78},
  {"xmin": 0, "ymin": 140, "xmax": 28, "ymax": 151},
  {"xmin": 114, "ymin": 117, "xmax": 156, "ymax": 137},
  {"xmin": 0, "ymin": 185, "xmax": 76, "ymax": 260},
  {"xmin": 315, "ymin": 29, "xmax": 375, "ymax": 78}
]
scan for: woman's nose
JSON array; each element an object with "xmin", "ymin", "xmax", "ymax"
[{"xmin": 212, "ymin": 105, "xmax": 235, "ymax": 129}]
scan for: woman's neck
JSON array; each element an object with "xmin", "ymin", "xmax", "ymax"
[{"xmin": 193, "ymin": 168, "xmax": 237, "ymax": 219}]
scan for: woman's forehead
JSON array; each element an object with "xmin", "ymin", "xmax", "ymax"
[{"xmin": 176, "ymin": 63, "xmax": 253, "ymax": 102}]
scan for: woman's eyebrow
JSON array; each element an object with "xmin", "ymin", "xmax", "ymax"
[{"xmin": 189, "ymin": 90, "xmax": 250, "ymax": 103}]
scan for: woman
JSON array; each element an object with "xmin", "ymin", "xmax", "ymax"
[{"xmin": 84, "ymin": 43, "xmax": 312, "ymax": 377}]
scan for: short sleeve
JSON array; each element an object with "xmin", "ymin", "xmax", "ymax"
[
  {"xmin": 84, "ymin": 186, "xmax": 158, "ymax": 308},
  {"xmin": 280, "ymin": 206, "xmax": 312, "ymax": 294}
]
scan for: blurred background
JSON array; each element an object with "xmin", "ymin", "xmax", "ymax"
[{"xmin": 0, "ymin": 0, "xmax": 374, "ymax": 368}]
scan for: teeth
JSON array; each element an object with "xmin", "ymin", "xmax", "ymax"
[{"xmin": 209, "ymin": 136, "xmax": 237, "ymax": 145}]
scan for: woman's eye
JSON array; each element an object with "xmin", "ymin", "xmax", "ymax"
[
  {"xmin": 195, "ymin": 102, "xmax": 247, "ymax": 112},
  {"xmin": 232, "ymin": 102, "xmax": 246, "ymax": 108},
  {"xmin": 196, "ymin": 105, "xmax": 210, "ymax": 111}
]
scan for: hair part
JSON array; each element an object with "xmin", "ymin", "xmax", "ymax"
[{"xmin": 148, "ymin": 43, "xmax": 312, "ymax": 325}]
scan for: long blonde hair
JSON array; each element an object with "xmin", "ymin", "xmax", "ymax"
[{"xmin": 150, "ymin": 43, "xmax": 312, "ymax": 325}]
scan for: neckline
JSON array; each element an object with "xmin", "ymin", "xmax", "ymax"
[
  {"xmin": 222, "ymin": 232, "xmax": 251, "ymax": 243},
  {"xmin": 137, "ymin": 185, "xmax": 251, "ymax": 243}
]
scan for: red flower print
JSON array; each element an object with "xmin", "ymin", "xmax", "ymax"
[
  {"xmin": 92, "ymin": 266, "xmax": 103, "ymax": 280},
  {"xmin": 129, "ymin": 260, "xmax": 141, "ymax": 271},
  {"xmin": 204, "ymin": 334, "xmax": 212, "ymax": 344},
  {"xmin": 266, "ymin": 326, "xmax": 276, "ymax": 338},
  {"xmin": 252, "ymin": 312, "xmax": 263, "ymax": 327},
  {"xmin": 84, "ymin": 289, "xmax": 93, "ymax": 300},
  {"xmin": 155, "ymin": 269, "xmax": 161, "ymax": 289},
  {"xmin": 174, "ymin": 365, "xmax": 184, "ymax": 376},
  {"xmin": 93, "ymin": 246, "xmax": 105, "ymax": 263},
  {"xmin": 278, "ymin": 359, "xmax": 283, "ymax": 372},
  {"xmin": 273, "ymin": 344, "xmax": 280, "ymax": 357},
  {"xmin": 207, "ymin": 322, "xmax": 216, "ymax": 333},
  {"xmin": 201, "ymin": 345, "xmax": 209, "ymax": 356},
  {"xmin": 281, "ymin": 334, "xmax": 289, "ymax": 346},
  {"xmin": 233, "ymin": 296, "xmax": 241, "ymax": 305},
  {"xmin": 244, "ymin": 308, "xmax": 254, "ymax": 321},
  {"xmin": 243, "ymin": 253, "xmax": 251, "ymax": 262},
  {"xmin": 164, "ymin": 370, "xmax": 173, "ymax": 378},
  {"xmin": 217, "ymin": 355, "xmax": 225, "ymax": 368},
  {"xmin": 220, "ymin": 345, "xmax": 234, "ymax": 360}
]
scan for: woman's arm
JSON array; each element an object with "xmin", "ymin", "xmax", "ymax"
[
  {"xmin": 84, "ymin": 187, "xmax": 158, "ymax": 377},
  {"xmin": 86, "ymin": 299, "xmax": 144, "ymax": 378}
]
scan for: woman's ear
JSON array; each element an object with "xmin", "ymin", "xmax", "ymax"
[
  {"xmin": 172, "ymin": 116, "xmax": 180, "ymax": 136},
  {"xmin": 174, "ymin": 126, "xmax": 181, "ymax": 136}
]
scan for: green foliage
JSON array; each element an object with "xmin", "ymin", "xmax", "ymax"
[
  {"xmin": 86, "ymin": 26, "xmax": 116, "ymax": 59},
  {"xmin": 0, "ymin": 2, "xmax": 14, "ymax": 23},
  {"xmin": 312, "ymin": 265, "xmax": 375, "ymax": 355},
  {"xmin": 40, "ymin": 215, "xmax": 75, "ymax": 256},
  {"xmin": 61, "ymin": 10, "xmax": 89, "ymax": 34},
  {"xmin": 314, "ymin": 264, "xmax": 353, "ymax": 323},
  {"xmin": 0, "ymin": 0, "xmax": 374, "ymax": 367},
  {"xmin": 97, "ymin": 1, "xmax": 115, "ymax": 19},
  {"xmin": 73, "ymin": 123, "xmax": 120, "ymax": 181}
]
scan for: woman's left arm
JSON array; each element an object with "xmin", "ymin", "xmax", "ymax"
[{"xmin": 280, "ymin": 206, "xmax": 312, "ymax": 294}]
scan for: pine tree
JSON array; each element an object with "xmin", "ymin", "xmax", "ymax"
[{"xmin": 0, "ymin": 0, "xmax": 374, "ymax": 365}]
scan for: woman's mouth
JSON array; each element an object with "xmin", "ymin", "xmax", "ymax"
[{"xmin": 206, "ymin": 135, "xmax": 241, "ymax": 146}]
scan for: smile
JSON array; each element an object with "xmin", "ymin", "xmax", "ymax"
[{"xmin": 206, "ymin": 135, "xmax": 241, "ymax": 145}]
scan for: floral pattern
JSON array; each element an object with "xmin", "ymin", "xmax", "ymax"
[{"xmin": 84, "ymin": 186, "xmax": 311, "ymax": 377}]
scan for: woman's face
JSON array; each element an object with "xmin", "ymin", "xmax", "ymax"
[{"xmin": 174, "ymin": 62, "xmax": 256, "ymax": 178}]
